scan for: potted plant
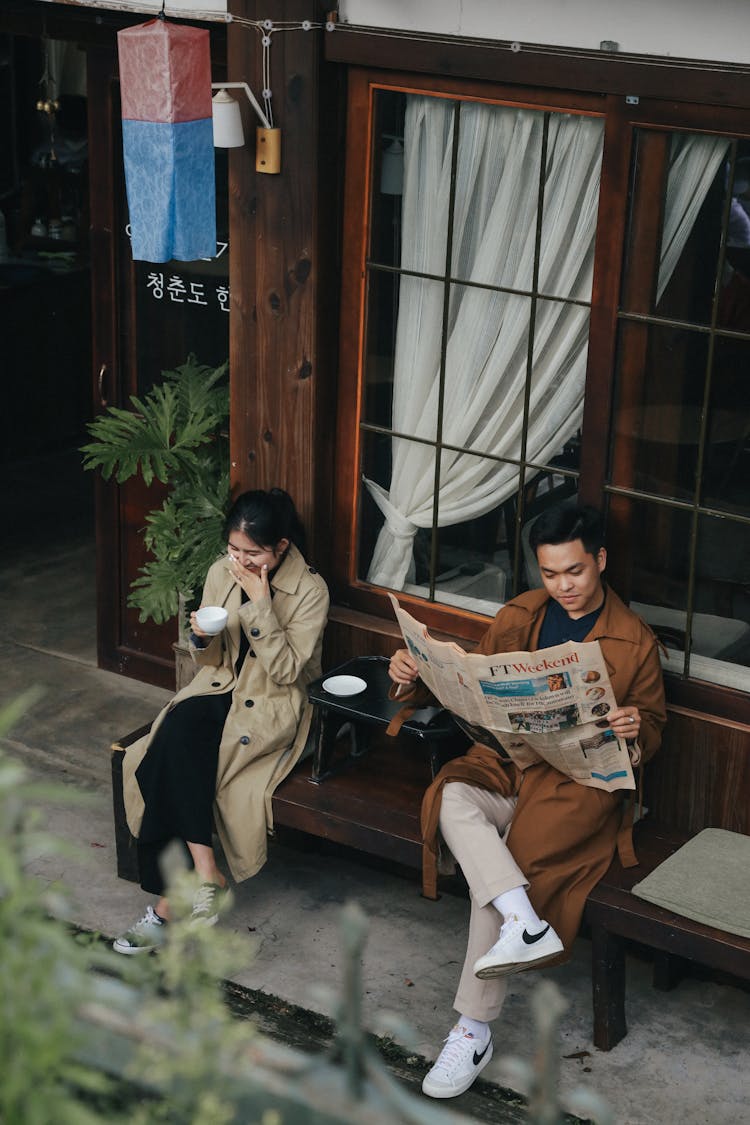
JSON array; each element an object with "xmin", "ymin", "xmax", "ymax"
[{"xmin": 81, "ymin": 355, "xmax": 230, "ymax": 647}]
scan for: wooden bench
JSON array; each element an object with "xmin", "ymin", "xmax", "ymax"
[
  {"xmin": 111, "ymin": 655, "xmax": 468, "ymax": 881},
  {"xmin": 585, "ymin": 703, "xmax": 750, "ymax": 1048},
  {"xmin": 111, "ymin": 698, "xmax": 750, "ymax": 1052},
  {"xmin": 585, "ymin": 817, "xmax": 750, "ymax": 1050}
]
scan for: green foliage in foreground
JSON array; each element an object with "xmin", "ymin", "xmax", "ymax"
[
  {"xmin": 0, "ymin": 692, "xmax": 110, "ymax": 1124},
  {"xmin": 0, "ymin": 696, "xmax": 258, "ymax": 1124},
  {"xmin": 80, "ymin": 356, "xmax": 231, "ymax": 624}
]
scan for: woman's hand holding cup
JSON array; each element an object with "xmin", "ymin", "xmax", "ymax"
[{"xmin": 190, "ymin": 610, "xmax": 210, "ymax": 638}]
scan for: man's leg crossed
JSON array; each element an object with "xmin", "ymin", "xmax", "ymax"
[{"xmin": 422, "ymin": 784, "xmax": 516, "ymax": 1099}]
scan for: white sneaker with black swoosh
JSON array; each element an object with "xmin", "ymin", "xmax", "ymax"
[
  {"xmin": 421, "ymin": 1024, "xmax": 493, "ymax": 1099},
  {"xmin": 473, "ymin": 913, "xmax": 564, "ymax": 979}
]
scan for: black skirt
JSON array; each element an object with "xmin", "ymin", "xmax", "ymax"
[{"xmin": 135, "ymin": 692, "xmax": 232, "ymax": 895}]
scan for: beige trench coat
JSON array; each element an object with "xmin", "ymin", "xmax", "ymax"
[{"xmin": 122, "ymin": 543, "xmax": 329, "ymax": 882}]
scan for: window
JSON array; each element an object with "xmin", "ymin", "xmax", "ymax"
[
  {"xmin": 607, "ymin": 130, "xmax": 750, "ymax": 693},
  {"xmin": 335, "ymin": 71, "xmax": 750, "ymax": 702},
  {"xmin": 356, "ymin": 85, "xmax": 604, "ymax": 617}
]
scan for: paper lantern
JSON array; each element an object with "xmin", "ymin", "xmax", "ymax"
[{"xmin": 117, "ymin": 19, "xmax": 216, "ymax": 263}]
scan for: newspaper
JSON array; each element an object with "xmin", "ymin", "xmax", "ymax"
[{"xmin": 390, "ymin": 595, "xmax": 634, "ymax": 792}]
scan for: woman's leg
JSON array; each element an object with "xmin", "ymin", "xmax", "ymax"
[
  {"xmin": 186, "ymin": 840, "xmax": 227, "ymax": 887},
  {"xmin": 150, "ymin": 842, "xmax": 227, "ymax": 923}
]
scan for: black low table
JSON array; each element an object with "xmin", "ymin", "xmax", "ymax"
[{"xmin": 306, "ymin": 656, "xmax": 467, "ymax": 783}]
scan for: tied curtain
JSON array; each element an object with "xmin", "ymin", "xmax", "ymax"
[{"xmin": 364, "ymin": 96, "xmax": 728, "ymax": 590}]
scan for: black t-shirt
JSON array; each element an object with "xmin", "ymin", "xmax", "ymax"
[{"xmin": 537, "ymin": 592, "xmax": 605, "ymax": 648}]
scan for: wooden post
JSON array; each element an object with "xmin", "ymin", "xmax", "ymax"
[{"xmin": 227, "ymin": 1, "xmax": 340, "ymax": 567}]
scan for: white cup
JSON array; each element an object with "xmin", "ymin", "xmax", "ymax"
[{"xmin": 195, "ymin": 606, "xmax": 229, "ymax": 635}]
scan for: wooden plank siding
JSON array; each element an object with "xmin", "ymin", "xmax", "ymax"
[{"xmin": 227, "ymin": 0, "xmax": 342, "ymax": 574}]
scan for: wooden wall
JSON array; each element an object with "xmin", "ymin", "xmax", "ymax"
[
  {"xmin": 227, "ymin": 0, "xmax": 342, "ymax": 575},
  {"xmin": 646, "ymin": 706, "xmax": 750, "ymax": 835},
  {"xmin": 224, "ymin": 5, "xmax": 750, "ymax": 840}
]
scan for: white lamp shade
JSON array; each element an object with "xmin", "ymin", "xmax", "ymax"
[{"xmin": 212, "ymin": 89, "xmax": 245, "ymax": 148}]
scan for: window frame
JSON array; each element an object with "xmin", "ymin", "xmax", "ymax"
[{"xmin": 333, "ymin": 67, "xmax": 750, "ymax": 722}]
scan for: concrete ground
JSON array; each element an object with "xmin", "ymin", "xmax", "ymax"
[{"xmin": 2, "ymin": 452, "xmax": 749, "ymax": 1125}]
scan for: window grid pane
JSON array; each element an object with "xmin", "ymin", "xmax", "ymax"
[
  {"xmin": 609, "ymin": 127, "xmax": 750, "ymax": 688},
  {"xmin": 359, "ymin": 89, "xmax": 599, "ymax": 607}
]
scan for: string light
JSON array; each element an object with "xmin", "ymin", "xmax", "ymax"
[{"xmin": 227, "ymin": 16, "xmax": 335, "ymax": 131}]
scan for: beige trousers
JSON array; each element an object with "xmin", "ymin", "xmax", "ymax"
[{"xmin": 438, "ymin": 781, "xmax": 527, "ymax": 1023}]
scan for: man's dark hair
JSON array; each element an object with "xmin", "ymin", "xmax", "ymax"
[{"xmin": 529, "ymin": 503, "xmax": 605, "ymax": 558}]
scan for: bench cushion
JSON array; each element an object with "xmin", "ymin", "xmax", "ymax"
[{"xmin": 632, "ymin": 827, "xmax": 750, "ymax": 939}]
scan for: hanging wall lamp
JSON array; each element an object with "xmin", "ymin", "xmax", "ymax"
[{"xmin": 211, "ymin": 82, "xmax": 280, "ymax": 174}]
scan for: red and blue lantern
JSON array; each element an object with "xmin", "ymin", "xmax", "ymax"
[{"xmin": 117, "ymin": 19, "xmax": 216, "ymax": 262}]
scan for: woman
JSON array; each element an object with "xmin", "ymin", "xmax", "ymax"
[{"xmin": 114, "ymin": 489, "xmax": 329, "ymax": 953}]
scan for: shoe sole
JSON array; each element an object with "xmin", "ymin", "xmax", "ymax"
[
  {"xmin": 474, "ymin": 947, "xmax": 563, "ymax": 979},
  {"xmin": 421, "ymin": 1041, "xmax": 493, "ymax": 1098}
]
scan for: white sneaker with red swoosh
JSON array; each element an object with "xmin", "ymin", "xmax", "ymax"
[
  {"xmin": 473, "ymin": 913, "xmax": 564, "ymax": 979},
  {"xmin": 421, "ymin": 1024, "xmax": 493, "ymax": 1099}
]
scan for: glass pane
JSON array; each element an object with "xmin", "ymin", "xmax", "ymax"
[
  {"xmin": 530, "ymin": 296, "xmax": 590, "ymax": 452},
  {"xmin": 610, "ymin": 323, "xmax": 709, "ymax": 501},
  {"xmin": 537, "ymin": 113, "xmax": 603, "ymax": 301},
  {"xmin": 449, "ymin": 102, "xmax": 543, "ymax": 291},
  {"xmin": 370, "ymin": 88, "xmax": 406, "ymax": 269},
  {"xmin": 388, "ymin": 93, "xmax": 452, "ymax": 279},
  {"xmin": 444, "ymin": 283, "xmax": 532, "ymax": 460},
  {"xmin": 393, "ymin": 449, "xmax": 510, "ymax": 615},
  {"xmin": 692, "ymin": 513, "xmax": 750, "ymax": 690},
  {"xmin": 718, "ymin": 146, "xmax": 750, "ymax": 330},
  {"xmin": 368, "ymin": 190, "xmax": 402, "ymax": 270},
  {"xmin": 608, "ymin": 496, "xmax": 692, "ymax": 677},
  {"xmin": 402, "ymin": 518, "xmax": 509, "ymax": 617},
  {"xmin": 608, "ymin": 498, "xmax": 750, "ymax": 688},
  {"xmin": 370, "ymin": 273, "xmax": 444, "ymax": 441},
  {"xmin": 362, "ymin": 267, "xmax": 399, "ymax": 429},
  {"xmin": 359, "ymin": 435, "xmax": 518, "ymax": 614},
  {"xmin": 622, "ymin": 130, "xmax": 734, "ymax": 325},
  {"xmin": 428, "ymin": 450, "xmax": 511, "ymax": 614},
  {"xmin": 358, "ymin": 430, "xmax": 438, "ymax": 588},
  {"xmin": 655, "ymin": 134, "xmax": 730, "ymax": 325},
  {"xmin": 358, "ymin": 429, "xmax": 391, "ymax": 585},
  {"xmin": 703, "ymin": 335, "xmax": 750, "ymax": 513}
]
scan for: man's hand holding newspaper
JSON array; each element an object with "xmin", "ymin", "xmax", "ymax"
[{"xmin": 390, "ymin": 595, "xmax": 635, "ymax": 792}]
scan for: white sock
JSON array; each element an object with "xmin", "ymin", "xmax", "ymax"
[
  {"xmin": 491, "ymin": 885, "xmax": 543, "ymax": 931},
  {"xmin": 456, "ymin": 1015, "xmax": 490, "ymax": 1044}
]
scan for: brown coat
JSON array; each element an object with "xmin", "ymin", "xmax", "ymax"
[
  {"xmin": 122, "ymin": 544, "xmax": 329, "ymax": 883},
  {"xmin": 421, "ymin": 586, "xmax": 666, "ymax": 950}
]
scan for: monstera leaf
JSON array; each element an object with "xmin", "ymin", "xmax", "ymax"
[{"xmin": 81, "ymin": 356, "xmax": 230, "ymax": 626}]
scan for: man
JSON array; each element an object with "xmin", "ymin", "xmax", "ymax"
[{"xmin": 389, "ymin": 505, "xmax": 666, "ymax": 1099}]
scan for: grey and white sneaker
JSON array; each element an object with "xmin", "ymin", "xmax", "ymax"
[
  {"xmin": 421, "ymin": 1024, "xmax": 493, "ymax": 1099},
  {"xmin": 112, "ymin": 904, "xmax": 167, "ymax": 954},
  {"xmin": 189, "ymin": 882, "xmax": 232, "ymax": 928},
  {"xmin": 473, "ymin": 914, "xmax": 563, "ymax": 979}
]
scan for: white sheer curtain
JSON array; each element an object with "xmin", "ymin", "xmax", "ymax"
[
  {"xmin": 364, "ymin": 96, "xmax": 728, "ymax": 591},
  {"xmin": 658, "ymin": 133, "xmax": 729, "ymax": 299},
  {"xmin": 365, "ymin": 98, "xmax": 602, "ymax": 588}
]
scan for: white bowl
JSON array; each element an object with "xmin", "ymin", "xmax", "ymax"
[
  {"xmin": 322, "ymin": 675, "xmax": 367, "ymax": 697},
  {"xmin": 195, "ymin": 606, "xmax": 229, "ymax": 635}
]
